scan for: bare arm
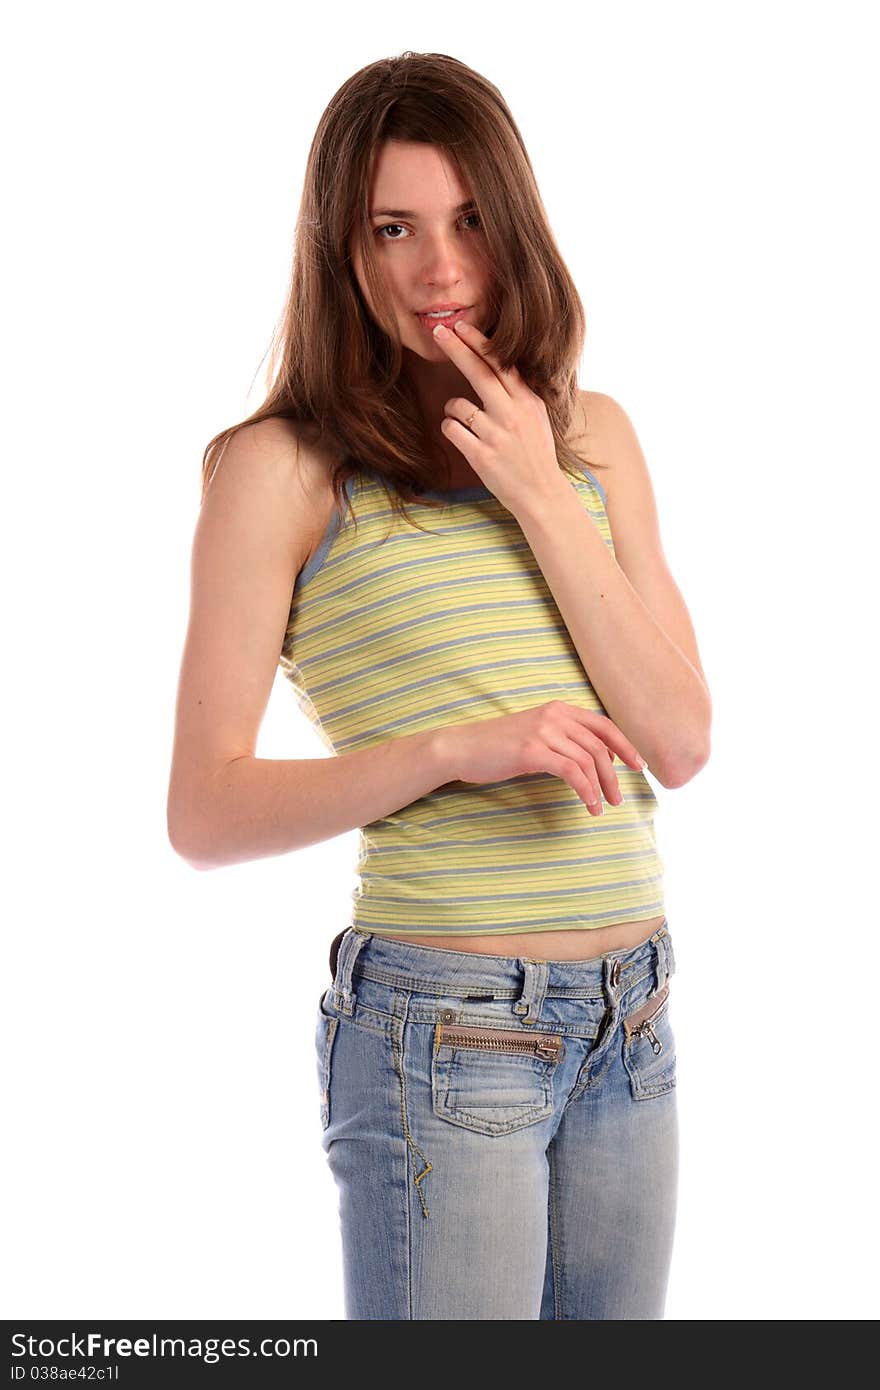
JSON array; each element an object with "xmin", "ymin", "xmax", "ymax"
[
  {"xmin": 166, "ymin": 419, "xmax": 454, "ymax": 871},
  {"xmin": 184, "ymin": 734, "xmax": 450, "ymax": 870},
  {"xmin": 516, "ymin": 392, "xmax": 711, "ymax": 788}
]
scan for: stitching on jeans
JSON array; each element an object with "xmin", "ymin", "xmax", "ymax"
[
  {"xmin": 352, "ymin": 962, "xmax": 655, "ymax": 1002},
  {"xmin": 390, "ymin": 1017, "xmax": 433, "ymax": 1220},
  {"xmin": 567, "ymin": 1019, "xmax": 618, "ymax": 1101},
  {"xmin": 581, "ymin": 1043, "xmax": 616, "ymax": 1091},
  {"xmin": 548, "ymin": 1142, "xmax": 564, "ymax": 1319}
]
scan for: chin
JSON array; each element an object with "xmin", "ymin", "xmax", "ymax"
[{"xmin": 404, "ymin": 335, "xmax": 444, "ymax": 359}]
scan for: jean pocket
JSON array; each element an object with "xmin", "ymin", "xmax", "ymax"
[
  {"xmin": 315, "ymin": 989, "xmax": 340, "ymax": 1131},
  {"xmin": 621, "ymin": 981, "xmax": 677, "ymax": 1100},
  {"xmin": 431, "ymin": 1020, "xmax": 563, "ymax": 1137}
]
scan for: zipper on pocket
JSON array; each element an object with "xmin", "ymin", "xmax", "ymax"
[
  {"xmin": 435, "ymin": 1021, "xmax": 565, "ymax": 1063},
  {"xmin": 622, "ymin": 983, "xmax": 669, "ymax": 1055},
  {"xmin": 636, "ymin": 1021, "xmax": 663, "ymax": 1055}
]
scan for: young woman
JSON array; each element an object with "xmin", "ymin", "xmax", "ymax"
[{"xmin": 167, "ymin": 52, "xmax": 711, "ymax": 1320}]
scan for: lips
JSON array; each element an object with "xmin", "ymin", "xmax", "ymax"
[{"xmin": 415, "ymin": 306, "xmax": 472, "ymax": 334}]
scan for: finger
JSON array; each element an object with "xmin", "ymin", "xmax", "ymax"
[
  {"xmin": 552, "ymin": 733, "xmax": 623, "ymax": 808},
  {"xmin": 541, "ymin": 747, "xmax": 604, "ymax": 815},
  {"xmin": 452, "ymin": 319, "xmax": 524, "ymax": 382},
  {"xmin": 440, "ymin": 415, "xmax": 479, "ymax": 458},
  {"xmin": 431, "ymin": 320, "xmax": 512, "ymax": 408},
  {"xmin": 569, "ymin": 708, "xmax": 648, "ymax": 770}
]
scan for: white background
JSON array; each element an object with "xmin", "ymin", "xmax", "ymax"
[{"xmin": 4, "ymin": 0, "xmax": 877, "ymax": 1321}]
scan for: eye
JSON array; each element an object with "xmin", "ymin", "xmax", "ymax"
[
  {"xmin": 375, "ymin": 223, "xmax": 408, "ymax": 241},
  {"xmin": 374, "ymin": 211, "xmax": 483, "ymax": 241}
]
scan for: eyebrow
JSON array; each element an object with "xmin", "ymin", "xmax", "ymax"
[{"xmin": 369, "ymin": 199, "xmax": 477, "ymax": 219}]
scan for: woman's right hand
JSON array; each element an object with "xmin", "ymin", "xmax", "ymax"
[{"xmin": 434, "ymin": 701, "xmax": 649, "ymax": 815}]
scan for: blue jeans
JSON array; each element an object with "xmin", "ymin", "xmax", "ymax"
[{"xmin": 315, "ymin": 922, "xmax": 679, "ymax": 1319}]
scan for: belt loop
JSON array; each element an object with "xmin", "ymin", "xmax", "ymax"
[
  {"xmin": 332, "ymin": 928, "xmax": 373, "ymax": 1016},
  {"xmin": 650, "ymin": 920, "xmax": 673, "ymax": 995},
  {"xmin": 328, "ymin": 929, "xmax": 347, "ymax": 982},
  {"xmin": 603, "ymin": 952, "xmax": 623, "ymax": 1001},
  {"xmin": 513, "ymin": 958, "xmax": 549, "ymax": 1024}
]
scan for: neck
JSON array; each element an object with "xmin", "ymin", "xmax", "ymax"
[{"xmin": 403, "ymin": 348, "xmax": 483, "ymax": 486}]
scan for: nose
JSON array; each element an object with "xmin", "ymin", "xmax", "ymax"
[{"xmin": 418, "ymin": 230, "xmax": 470, "ymax": 283}]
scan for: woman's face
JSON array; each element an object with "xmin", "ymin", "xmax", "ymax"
[{"xmin": 350, "ymin": 139, "xmax": 492, "ymax": 359}]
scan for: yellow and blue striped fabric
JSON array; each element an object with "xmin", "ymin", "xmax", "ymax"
[{"xmin": 279, "ymin": 464, "xmax": 664, "ymax": 934}]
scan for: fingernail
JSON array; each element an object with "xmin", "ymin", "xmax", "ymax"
[
  {"xmin": 433, "ymin": 322, "xmax": 450, "ymax": 338},
  {"xmin": 636, "ymin": 756, "xmax": 648, "ymax": 769},
  {"xmin": 454, "ymin": 319, "xmax": 469, "ymax": 332}
]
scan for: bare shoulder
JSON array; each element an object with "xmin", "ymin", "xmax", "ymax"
[
  {"xmin": 567, "ymin": 389, "xmax": 640, "ymax": 506},
  {"xmin": 206, "ymin": 416, "xmax": 339, "ymax": 575},
  {"xmin": 564, "ymin": 389, "xmax": 612, "ymax": 461},
  {"xmin": 212, "ymin": 414, "xmax": 337, "ymax": 503}
]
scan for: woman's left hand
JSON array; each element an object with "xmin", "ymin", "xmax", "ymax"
[{"xmin": 432, "ymin": 318, "xmax": 568, "ymax": 516}]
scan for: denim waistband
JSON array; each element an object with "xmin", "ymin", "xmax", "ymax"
[{"xmin": 328, "ymin": 921, "xmax": 675, "ymax": 1024}]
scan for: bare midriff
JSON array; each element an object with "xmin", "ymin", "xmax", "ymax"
[{"xmin": 366, "ymin": 914, "xmax": 668, "ymax": 961}]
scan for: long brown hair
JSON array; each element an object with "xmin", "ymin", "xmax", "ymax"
[{"xmin": 199, "ymin": 51, "xmax": 602, "ymax": 536}]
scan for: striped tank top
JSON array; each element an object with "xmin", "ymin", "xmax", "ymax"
[{"xmin": 279, "ymin": 463, "xmax": 664, "ymax": 935}]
